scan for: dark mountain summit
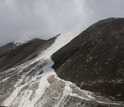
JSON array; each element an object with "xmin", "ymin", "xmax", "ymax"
[{"xmin": 52, "ymin": 18, "xmax": 124, "ymax": 101}]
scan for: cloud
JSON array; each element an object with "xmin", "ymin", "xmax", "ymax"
[
  {"xmin": 0, "ymin": 0, "xmax": 124, "ymax": 46},
  {"xmin": 84, "ymin": 0, "xmax": 124, "ymax": 24}
]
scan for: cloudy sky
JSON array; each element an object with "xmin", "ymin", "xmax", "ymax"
[{"xmin": 0, "ymin": 0, "xmax": 124, "ymax": 46}]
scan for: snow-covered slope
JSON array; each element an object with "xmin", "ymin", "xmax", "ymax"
[{"xmin": 0, "ymin": 28, "xmax": 123, "ymax": 107}]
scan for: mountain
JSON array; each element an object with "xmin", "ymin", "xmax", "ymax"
[
  {"xmin": 0, "ymin": 18, "xmax": 124, "ymax": 107},
  {"xmin": 0, "ymin": 39, "xmax": 46, "ymax": 72},
  {"xmin": 0, "ymin": 37, "xmax": 57, "ymax": 72},
  {"xmin": 52, "ymin": 18, "xmax": 124, "ymax": 101}
]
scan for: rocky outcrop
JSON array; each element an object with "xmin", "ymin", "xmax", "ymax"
[{"xmin": 52, "ymin": 18, "xmax": 124, "ymax": 101}]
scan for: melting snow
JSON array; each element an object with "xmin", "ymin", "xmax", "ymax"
[
  {"xmin": 2, "ymin": 29, "xmax": 84, "ymax": 107},
  {"xmin": 1, "ymin": 28, "xmax": 123, "ymax": 107}
]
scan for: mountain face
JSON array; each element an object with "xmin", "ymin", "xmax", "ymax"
[
  {"xmin": 52, "ymin": 18, "xmax": 124, "ymax": 101},
  {"xmin": 0, "ymin": 18, "xmax": 124, "ymax": 107},
  {"xmin": 0, "ymin": 39, "xmax": 47, "ymax": 72}
]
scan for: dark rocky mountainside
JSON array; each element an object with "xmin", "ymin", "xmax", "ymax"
[
  {"xmin": 0, "ymin": 37, "xmax": 57, "ymax": 72},
  {"xmin": 52, "ymin": 18, "xmax": 124, "ymax": 101},
  {"xmin": 0, "ymin": 38, "xmax": 46, "ymax": 72}
]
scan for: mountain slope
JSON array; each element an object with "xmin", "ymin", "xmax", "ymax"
[
  {"xmin": 0, "ymin": 18, "xmax": 124, "ymax": 107},
  {"xmin": 0, "ymin": 39, "xmax": 47, "ymax": 72},
  {"xmin": 52, "ymin": 18, "xmax": 124, "ymax": 101}
]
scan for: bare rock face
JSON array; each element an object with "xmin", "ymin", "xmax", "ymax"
[{"xmin": 52, "ymin": 18, "xmax": 124, "ymax": 101}]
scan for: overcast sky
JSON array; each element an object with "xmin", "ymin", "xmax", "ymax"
[{"xmin": 0, "ymin": 0, "xmax": 124, "ymax": 46}]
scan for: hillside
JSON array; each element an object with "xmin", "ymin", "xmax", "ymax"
[
  {"xmin": 0, "ymin": 18, "xmax": 124, "ymax": 107},
  {"xmin": 52, "ymin": 18, "xmax": 124, "ymax": 101},
  {"xmin": 0, "ymin": 39, "xmax": 46, "ymax": 72}
]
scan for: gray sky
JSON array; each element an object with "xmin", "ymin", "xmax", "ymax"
[{"xmin": 0, "ymin": 0, "xmax": 124, "ymax": 46}]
